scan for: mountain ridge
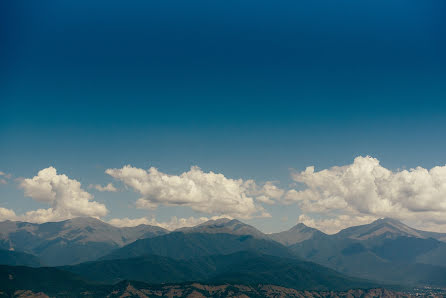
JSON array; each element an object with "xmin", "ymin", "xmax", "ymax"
[
  {"xmin": 270, "ymin": 223, "xmax": 327, "ymax": 246},
  {"xmin": 0, "ymin": 217, "xmax": 168, "ymax": 266}
]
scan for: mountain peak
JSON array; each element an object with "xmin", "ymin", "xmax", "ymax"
[
  {"xmin": 196, "ymin": 218, "xmax": 234, "ymax": 227},
  {"xmin": 269, "ymin": 223, "xmax": 325, "ymax": 246},
  {"xmin": 372, "ymin": 217, "xmax": 402, "ymax": 225},
  {"xmin": 176, "ymin": 218, "xmax": 267, "ymax": 239},
  {"xmin": 62, "ymin": 216, "xmax": 109, "ymax": 226},
  {"xmin": 289, "ymin": 222, "xmax": 312, "ymax": 231},
  {"xmin": 337, "ymin": 217, "xmax": 424, "ymax": 240}
]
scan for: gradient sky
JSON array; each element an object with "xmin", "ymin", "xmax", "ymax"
[{"xmin": 1, "ymin": 0, "xmax": 446, "ymax": 233}]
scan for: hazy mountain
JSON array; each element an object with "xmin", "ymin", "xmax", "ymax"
[
  {"xmin": 269, "ymin": 223, "xmax": 327, "ymax": 246},
  {"xmin": 176, "ymin": 218, "xmax": 269, "ymax": 239},
  {"xmin": 0, "ymin": 217, "xmax": 168, "ymax": 266},
  {"xmin": 102, "ymin": 232, "xmax": 297, "ymax": 261},
  {"xmin": 0, "ymin": 249, "xmax": 41, "ymax": 267},
  {"xmin": 289, "ymin": 218, "xmax": 446, "ymax": 287}
]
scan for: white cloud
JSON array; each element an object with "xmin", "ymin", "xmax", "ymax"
[
  {"xmin": 0, "ymin": 207, "xmax": 17, "ymax": 221},
  {"xmin": 245, "ymin": 181, "xmax": 284, "ymax": 205},
  {"xmin": 287, "ymin": 156, "xmax": 446, "ymax": 233},
  {"xmin": 89, "ymin": 183, "xmax": 118, "ymax": 192},
  {"xmin": 109, "ymin": 215, "xmax": 227, "ymax": 230},
  {"xmin": 106, "ymin": 165, "xmax": 276, "ymax": 219},
  {"xmin": 17, "ymin": 167, "xmax": 108, "ymax": 223}
]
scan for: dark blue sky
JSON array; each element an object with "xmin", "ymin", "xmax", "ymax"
[{"xmin": 1, "ymin": 0, "xmax": 446, "ymax": 231}]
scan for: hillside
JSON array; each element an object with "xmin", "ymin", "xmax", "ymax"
[
  {"xmin": 65, "ymin": 251, "xmax": 376, "ymax": 290},
  {"xmin": 102, "ymin": 232, "xmax": 297, "ymax": 261},
  {"xmin": 0, "ymin": 250, "xmax": 41, "ymax": 267}
]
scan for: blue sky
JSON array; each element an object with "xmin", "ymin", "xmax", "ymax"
[{"xmin": 1, "ymin": 0, "xmax": 446, "ymax": 233}]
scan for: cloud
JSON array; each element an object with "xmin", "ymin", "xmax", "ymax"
[
  {"xmin": 109, "ymin": 215, "xmax": 228, "ymax": 230},
  {"xmin": 0, "ymin": 171, "xmax": 11, "ymax": 184},
  {"xmin": 286, "ymin": 156, "xmax": 446, "ymax": 233},
  {"xmin": 17, "ymin": 167, "xmax": 108, "ymax": 223},
  {"xmin": 0, "ymin": 171, "xmax": 12, "ymax": 179},
  {"xmin": 0, "ymin": 207, "xmax": 17, "ymax": 221},
  {"xmin": 89, "ymin": 183, "xmax": 118, "ymax": 192},
  {"xmin": 106, "ymin": 165, "xmax": 276, "ymax": 219}
]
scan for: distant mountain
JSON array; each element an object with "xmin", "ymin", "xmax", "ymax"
[
  {"xmin": 289, "ymin": 218, "xmax": 446, "ymax": 287},
  {"xmin": 176, "ymin": 218, "xmax": 269, "ymax": 239},
  {"xmin": 102, "ymin": 232, "xmax": 297, "ymax": 261},
  {"xmin": 0, "ymin": 249, "xmax": 41, "ymax": 267},
  {"xmin": 0, "ymin": 217, "xmax": 168, "ymax": 266},
  {"xmin": 65, "ymin": 251, "xmax": 376, "ymax": 290},
  {"xmin": 269, "ymin": 223, "xmax": 326, "ymax": 246}
]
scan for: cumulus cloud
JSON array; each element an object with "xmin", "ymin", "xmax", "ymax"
[
  {"xmin": 106, "ymin": 165, "xmax": 277, "ymax": 219},
  {"xmin": 109, "ymin": 215, "xmax": 227, "ymax": 230},
  {"xmin": 287, "ymin": 156, "xmax": 446, "ymax": 233},
  {"xmin": 0, "ymin": 207, "xmax": 17, "ymax": 221},
  {"xmin": 17, "ymin": 167, "xmax": 108, "ymax": 223},
  {"xmin": 89, "ymin": 183, "xmax": 118, "ymax": 192}
]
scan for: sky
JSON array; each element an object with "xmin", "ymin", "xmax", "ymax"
[{"xmin": 1, "ymin": 0, "xmax": 446, "ymax": 233}]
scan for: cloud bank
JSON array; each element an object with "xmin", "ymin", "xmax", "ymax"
[
  {"xmin": 0, "ymin": 167, "xmax": 108, "ymax": 223},
  {"xmin": 286, "ymin": 156, "xmax": 446, "ymax": 233},
  {"xmin": 106, "ymin": 165, "xmax": 277, "ymax": 219}
]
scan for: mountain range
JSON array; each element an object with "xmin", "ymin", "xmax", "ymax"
[
  {"xmin": 0, "ymin": 216, "xmax": 445, "ymax": 296},
  {"xmin": 0, "ymin": 217, "xmax": 167, "ymax": 266},
  {"xmin": 289, "ymin": 218, "xmax": 446, "ymax": 286}
]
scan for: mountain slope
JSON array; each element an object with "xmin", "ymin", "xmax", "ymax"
[
  {"xmin": 0, "ymin": 249, "xmax": 41, "ymax": 267},
  {"xmin": 0, "ymin": 265, "xmax": 105, "ymax": 297},
  {"xmin": 102, "ymin": 232, "xmax": 297, "ymax": 261},
  {"xmin": 66, "ymin": 251, "xmax": 376, "ymax": 291},
  {"xmin": 269, "ymin": 223, "xmax": 326, "ymax": 246},
  {"xmin": 0, "ymin": 217, "xmax": 168, "ymax": 266}
]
